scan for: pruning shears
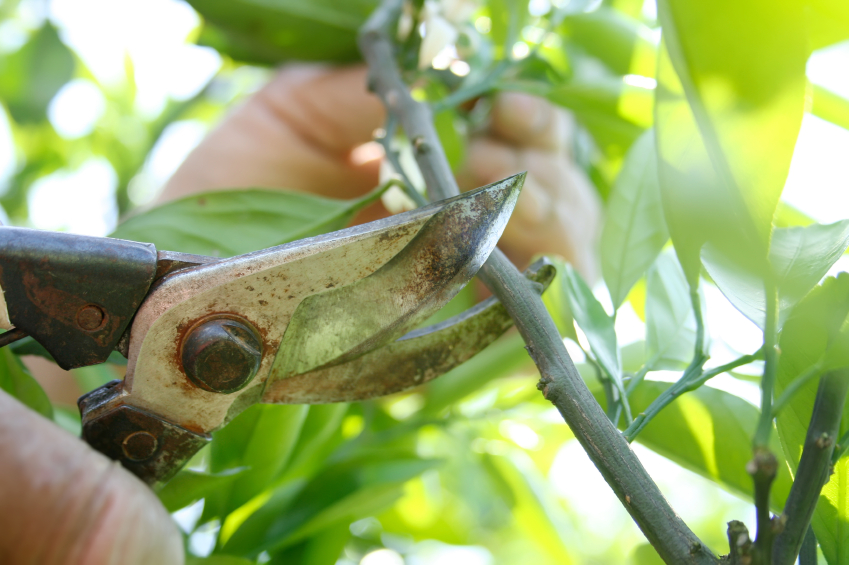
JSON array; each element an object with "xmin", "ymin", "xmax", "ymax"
[{"xmin": 0, "ymin": 174, "xmax": 555, "ymax": 487}]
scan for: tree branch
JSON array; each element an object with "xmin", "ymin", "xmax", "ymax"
[
  {"xmin": 773, "ymin": 370, "xmax": 849, "ymax": 565},
  {"xmin": 358, "ymin": 3, "xmax": 717, "ymax": 563}
]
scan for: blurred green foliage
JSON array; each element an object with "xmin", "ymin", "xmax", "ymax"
[{"xmin": 2, "ymin": 0, "xmax": 849, "ymax": 563}]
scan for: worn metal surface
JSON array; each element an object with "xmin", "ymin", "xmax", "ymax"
[
  {"xmin": 0, "ymin": 227, "xmax": 158, "ymax": 369},
  {"xmin": 181, "ymin": 315, "xmax": 263, "ymax": 393},
  {"xmin": 117, "ymin": 175, "xmax": 522, "ymax": 435},
  {"xmin": 265, "ymin": 258, "xmax": 556, "ymax": 404},
  {"xmin": 79, "ymin": 380, "xmax": 209, "ymax": 487}
]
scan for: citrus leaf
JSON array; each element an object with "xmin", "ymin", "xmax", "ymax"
[
  {"xmin": 111, "ymin": 186, "xmax": 388, "ymax": 257},
  {"xmin": 601, "ymin": 129, "xmax": 668, "ymax": 310}
]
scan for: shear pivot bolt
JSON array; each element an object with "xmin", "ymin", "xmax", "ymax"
[
  {"xmin": 76, "ymin": 305, "xmax": 105, "ymax": 331},
  {"xmin": 181, "ymin": 316, "xmax": 263, "ymax": 394},
  {"xmin": 122, "ymin": 431, "xmax": 158, "ymax": 461}
]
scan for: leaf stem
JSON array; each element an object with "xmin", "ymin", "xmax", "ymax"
[
  {"xmin": 798, "ymin": 526, "xmax": 817, "ymax": 565},
  {"xmin": 377, "ymin": 114, "xmax": 429, "ymax": 207},
  {"xmin": 754, "ymin": 280, "xmax": 779, "ymax": 448},
  {"xmin": 359, "ymin": 3, "xmax": 717, "ymax": 563},
  {"xmin": 772, "ymin": 370, "xmax": 849, "ymax": 564},
  {"xmin": 771, "ymin": 361, "xmax": 822, "ymax": 418}
]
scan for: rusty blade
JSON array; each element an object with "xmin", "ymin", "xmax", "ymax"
[
  {"xmin": 264, "ymin": 258, "xmax": 555, "ymax": 404},
  {"xmin": 121, "ymin": 173, "xmax": 523, "ymax": 433},
  {"xmin": 264, "ymin": 173, "xmax": 524, "ymax": 389}
]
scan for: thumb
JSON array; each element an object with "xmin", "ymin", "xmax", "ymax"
[{"xmin": 0, "ymin": 390, "xmax": 184, "ymax": 565}]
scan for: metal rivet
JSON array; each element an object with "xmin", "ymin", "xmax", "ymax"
[
  {"xmin": 181, "ymin": 316, "xmax": 263, "ymax": 394},
  {"xmin": 122, "ymin": 431, "xmax": 158, "ymax": 461},
  {"xmin": 76, "ymin": 305, "xmax": 105, "ymax": 331}
]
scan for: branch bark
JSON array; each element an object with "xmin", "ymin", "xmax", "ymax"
[
  {"xmin": 358, "ymin": 3, "xmax": 717, "ymax": 563},
  {"xmin": 773, "ymin": 370, "xmax": 849, "ymax": 564}
]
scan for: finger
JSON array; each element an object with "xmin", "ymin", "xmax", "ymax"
[
  {"xmin": 259, "ymin": 65, "xmax": 385, "ymax": 155},
  {"xmin": 0, "ymin": 391, "xmax": 183, "ymax": 565},
  {"xmin": 161, "ymin": 65, "xmax": 383, "ymax": 204},
  {"xmin": 461, "ymin": 136, "xmax": 601, "ymax": 277},
  {"xmin": 489, "ymin": 92, "xmax": 572, "ymax": 151}
]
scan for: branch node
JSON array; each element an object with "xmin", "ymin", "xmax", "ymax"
[{"xmin": 815, "ymin": 432, "xmax": 833, "ymax": 449}]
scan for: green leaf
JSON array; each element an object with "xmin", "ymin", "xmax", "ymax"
[
  {"xmin": 0, "ymin": 348, "xmax": 52, "ymax": 419},
  {"xmin": 644, "ymin": 252, "xmax": 696, "ymax": 370},
  {"xmin": 631, "ymin": 380, "xmax": 791, "ymax": 511},
  {"xmin": 561, "ymin": 264, "xmax": 620, "ymax": 383},
  {"xmin": 188, "ymin": 0, "xmax": 378, "ymax": 66},
  {"xmin": 600, "ymin": 129, "xmax": 668, "ymax": 310},
  {"xmin": 561, "ymin": 7, "xmax": 656, "ymax": 77},
  {"xmin": 434, "ymin": 108, "xmax": 466, "ymax": 171},
  {"xmin": 775, "ymin": 274, "xmax": 849, "ymax": 563},
  {"xmin": 111, "ymin": 187, "xmax": 388, "ymax": 257},
  {"xmin": 0, "ymin": 24, "xmax": 75, "ymax": 124},
  {"xmin": 221, "ymin": 454, "xmax": 439, "ymax": 558},
  {"xmin": 187, "ymin": 556, "xmax": 254, "ymax": 565},
  {"xmin": 541, "ymin": 257, "xmax": 578, "ymax": 343},
  {"xmin": 702, "ymin": 221, "xmax": 849, "ymax": 329},
  {"xmin": 158, "ymin": 468, "xmax": 247, "ymax": 513},
  {"xmin": 813, "ymin": 85, "xmax": 849, "ymax": 132},
  {"xmin": 655, "ymin": 0, "xmax": 807, "ymax": 285},
  {"xmin": 806, "ymin": 0, "xmax": 849, "ymax": 50},
  {"xmin": 422, "ymin": 332, "xmax": 534, "ymax": 415},
  {"xmin": 210, "ymin": 404, "xmax": 309, "ymax": 516}
]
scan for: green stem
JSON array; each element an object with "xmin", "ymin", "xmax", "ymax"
[
  {"xmin": 377, "ymin": 114, "xmax": 429, "ymax": 207},
  {"xmin": 623, "ymin": 351, "xmax": 758, "ymax": 442},
  {"xmin": 626, "ymin": 365, "xmax": 651, "ymax": 395},
  {"xmin": 773, "ymin": 370, "xmax": 849, "ymax": 564},
  {"xmin": 359, "ymin": 3, "xmax": 718, "ymax": 563},
  {"xmin": 772, "ymin": 361, "xmax": 823, "ymax": 417},
  {"xmin": 799, "ymin": 526, "xmax": 817, "ymax": 565},
  {"xmin": 832, "ymin": 427, "xmax": 849, "ymax": 465},
  {"xmin": 754, "ymin": 281, "xmax": 779, "ymax": 448}
]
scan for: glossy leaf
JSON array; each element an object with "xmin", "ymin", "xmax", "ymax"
[
  {"xmin": 775, "ymin": 274, "xmax": 849, "ymax": 564},
  {"xmin": 655, "ymin": 0, "xmax": 807, "ymax": 284},
  {"xmin": 158, "ymin": 468, "xmax": 247, "ymax": 513},
  {"xmin": 188, "ymin": 0, "xmax": 378, "ymax": 66},
  {"xmin": 644, "ymin": 252, "xmax": 696, "ymax": 370},
  {"xmin": 541, "ymin": 257, "xmax": 579, "ymax": 343},
  {"xmin": 221, "ymin": 453, "xmax": 439, "ymax": 558},
  {"xmin": 210, "ymin": 404, "xmax": 309, "ymax": 516},
  {"xmin": 601, "ymin": 129, "xmax": 668, "ymax": 310},
  {"xmin": 0, "ymin": 24, "xmax": 75, "ymax": 124},
  {"xmin": 0, "ymin": 348, "xmax": 52, "ymax": 419},
  {"xmin": 111, "ymin": 186, "xmax": 388, "ymax": 257},
  {"xmin": 561, "ymin": 264, "xmax": 620, "ymax": 383},
  {"xmin": 702, "ymin": 220, "xmax": 849, "ymax": 329},
  {"xmin": 631, "ymin": 380, "xmax": 791, "ymax": 511}
]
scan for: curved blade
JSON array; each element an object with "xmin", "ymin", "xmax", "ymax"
[
  {"xmin": 265, "ymin": 173, "xmax": 524, "ymax": 388},
  {"xmin": 264, "ymin": 258, "xmax": 555, "ymax": 404},
  {"xmin": 121, "ymin": 173, "xmax": 523, "ymax": 432}
]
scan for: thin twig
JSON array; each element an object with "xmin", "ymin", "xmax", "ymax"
[
  {"xmin": 773, "ymin": 370, "xmax": 849, "ymax": 564},
  {"xmin": 358, "ymin": 3, "xmax": 717, "ymax": 563},
  {"xmin": 749, "ymin": 447, "xmax": 779, "ymax": 563},
  {"xmin": 754, "ymin": 280, "xmax": 779, "ymax": 448},
  {"xmin": 376, "ymin": 114, "xmax": 428, "ymax": 207}
]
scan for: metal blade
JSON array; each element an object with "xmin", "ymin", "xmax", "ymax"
[
  {"xmin": 266, "ymin": 173, "xmax": 524, "ymax": 387},
  {"xmin": 119, "ymin": 174, "xmax": 524, "ymax": 433},
  {"xmin": 264, "ymin": 258, "xmax": 555, "ymax": 404}
]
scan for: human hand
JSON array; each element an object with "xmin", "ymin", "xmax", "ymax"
[
  {"xmin": 0, "ymin": 390, "xmax": 183, "ymax": 565},
  {"xmin": 162, "ymin": 65, "xmax": 600, "ymax": 278}
]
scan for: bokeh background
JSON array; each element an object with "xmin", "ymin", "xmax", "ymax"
[{"xmin": 1, "ymin": 0, "xmax": 848, "ymax": 563}]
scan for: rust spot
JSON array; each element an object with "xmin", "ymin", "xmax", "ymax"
[{"xmin": 259, "ymin": 300, "xmax": 268, "ymax": 306}]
